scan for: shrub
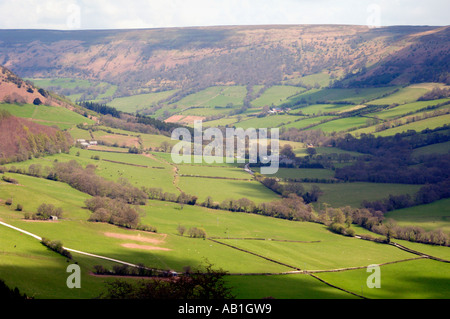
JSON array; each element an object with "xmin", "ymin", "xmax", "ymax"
[
  {"xmin": 15, "ymin": 204, "xmax": 23, "ymax": 211},
  {"xmin": 35, "ymin": 203, "xmax": 63, "ymax": 220},
  {"xmin": 2, "ymin": 176, "xmax": 18, "ymax": 184},
  {"xmin": 40, "ymin": 237, "xmax": 72, "ymax": 259},
  {"xmin": 136, "ymin": 224, "xmax": 157, "ymax": 233},
  {"xmin": 187, "ymin": 227, "xmax": 207, "ymax": 238},
  {"xmin": 5, "ymin": 198, "xmax": 12, "ymax": 206},
  {"xmin": 177, "ymin": 225, "xmax": 186, "ymax": 236}
]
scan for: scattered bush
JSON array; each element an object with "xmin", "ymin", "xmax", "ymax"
[
  {"xmin": 41, "ymin": 237, "xmax": 72, "ymax": 259},
  {"xmin": 177, "ymin": 225, "xmax": 186, "ymax": 236},
  {"xmin": 2, "ymin": 176, "xmax": 18, "ymax": 184},
  {"xmin": 33, "ymin": 98, "xmax": 42, "ymax": 105}
]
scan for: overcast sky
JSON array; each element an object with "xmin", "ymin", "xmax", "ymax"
[{"xmin": 0, "ymin": 0, "xmax": 448, "ymax": 30}]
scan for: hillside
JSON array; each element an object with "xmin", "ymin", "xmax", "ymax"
[
  {"xmin": 1, "ymin": 25, "xmax": 449, "ymax": 99},
  {"xmin": 0, "ymin": 65, "xmax": 76, "ymax": 109},
  {"xmin": 0, "ymin": 25, "xmax": 449, "ymax": 302},
  {"xmin": 0, "ymin": 110, "xmax": 72, "ymax": 163}
]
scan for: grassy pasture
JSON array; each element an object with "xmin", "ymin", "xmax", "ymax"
[
  {"xmin": 374, "ymin": 114, "xmax": 450, "ymax": 136},
  {"xmin": 287, "ymin": 87, "xmax": 398, "ymax": 105},
  {"xmin": 366, "ymin": 87, "xmax": 429, "ymax": 105},
  {"xmin": 217, "ymin": 235, "xmax": 413, "ymax": 271},
  {"xmin": 292, "ymin": 103, "xmax": 354, "ymax": 115},
  {"xmin": 0, "ymin": 156, "xmax": 448, "ymax": 299},
  {"xmin": 384, "ymin": 199, "xmax": 450, "ymax": 234},
  {"xmin": 251, "ymin": 85, "xmax": 305, "ymax": 107},
  {"xmin": 281, "ymin": 116, "xmax": 336, "ymax": 130},
  {"xmin": 257, "ymin": 167, "xmax": 335, "ymax": 180},
  {"xmin": 232, "ymin": 114, "xmax": 299, "ymax": 129},
  {"xmin": 177, "ymin": 164, "xmax": 251, "ymax": 179},
  {"xmin": 107, "ymin": 90, "xmax": 178, "ymax": 113},
  {"xmin": 177, "ymin": 177, "xmax": 280, "ymax": 204},
  {"xmin": 203, "ymin": 116, "xmax": 239, "ymax": 127},
  {"xmin": 306, "ymin": 182, "xmax": 422, "ymax": 208},
  {"xmin": 0, "ymin": 221, "xmax": 116, "ymax": 299},
  {"xmin": 367, "ymin": 99, "xmax": 450, "ymax": 120},
  {"xmin": 27, "ymin": 78, "xmax": 117, "ymax": 103},
  {"xmin": 0, "ymin": 103, "xmax": 94, "ymax": 129},
  {"xmin": 226, "ymin": 274, "xmax": 356, "ymax": 299},
  {"xmin": 173, "ymin": 86, "xmax": 247, "ymax": 109},
  {"xmin": 412, "ymin": 141, "xmax": 450, "ymax": 157},
  {"xmin": 294, "ymin": 146, "xmax": 363, "ymax": 157},
  {"xmin": 316, "ymin": 259, "xmax": 450, "ymax": 299},
  {"xmin": 27, "ymin": 77, "xmax": 93, "ymax": 90},
  {"xmin": 309, "ymin": 116, "xmax": 368, "ymax": 133}
]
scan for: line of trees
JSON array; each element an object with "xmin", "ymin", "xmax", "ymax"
[
  {"xmin": 258, "ymin": 176, "xmax": 323, "ymax": 204},
  {"xmin": 40, "ymin": 238, "xmax": 72, "ymax": 259},
  {"xmin": 362, "ymin": 178, "xmax": 450, "ymax": 213},
  {"xmin": 85, "ymin": 196, "xmax": 156, "ymax": 232},
  {"xmin": 78, "ymin": 101, "xmax": 121, "ymax": 118},
  {"xmin": 47, "ymin": 160, "xmax": 147, "ymax": 205},
  {"xmin": 333, "ymin": 128, "xmax": 450, "ymax": 185},
  {"xmin": 317, "ymin": 205, "xmax": 448, "ymax": 246}
]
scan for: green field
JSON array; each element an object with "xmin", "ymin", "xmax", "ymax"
[
  {"xmin": 234, "ymin": 114, "xmax": 301, "ymax": 129},
  {"xmin": 412, "ymin": 141, "xmax": 450, "ymax": 157},
  {"xmin": 177, "ymin": 177, "xmax": 280, "ymax": 204},
  {"xmin": 1, "ymin": 80, "xmax": 450, "ymax": 300},
  {"xmin": 27, "ymin": 78, "xmax": 118, "ymax": 103},
  {"xmin": 287, "ymin": 87, "xmax": 399, "ymax": 105},
  {"xmin": 252, "ymin": 86, "xmax": 305, "ymax": 107},
  {"xmin": 307, "ymin": 182, "xmax": 422, "ymax": 208},
  {"xmin": 0, "ymin": 137, "xmax": 448, "ymax": 299},
  {"xmin": 375, "ymin": 114, "xmax": 450, "ymax": 136},
  {"xmin": 0, "ymin": 103, "xmax": 94, "ymax": 129},
  {"xmin": 366, "ymin": 87, "xmax": 429, "ymax": 105},
  {"xmin": 293, "ymin": 103, "xmax": 355, "ymax": 116},
  {"xmin": 173, "ymin": 86, "xmax": 247, "ymax": 109},
  {"xmin": 258, "ymin": 167, "xmax": 335, "ymax": 180},
  {"xmin": 310, "ymin": 116, "xmax": 368, "ymax": 133},
  {"xmin": 385, "ymin": 199, "xmax": 450, "ymax": 234},
  {"xmin": 108, "ymin": 90, "xmax": 178, "ymax": 113},
  {"xmin": 316, "ymin": 259, "xmax": 450, "ymax": 299},
  {"xmin": 367, "ymin": 99, "xmax": 450, "ymax": 120}
]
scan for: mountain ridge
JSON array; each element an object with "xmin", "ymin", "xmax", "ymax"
[{"xmin": 1, "ymin": 24, "xmax": 448, "ymax": 96}]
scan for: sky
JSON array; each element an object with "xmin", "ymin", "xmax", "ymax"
[{"xmin": 0, "ymin": 0, "xmax": 448, "ymax": 30}]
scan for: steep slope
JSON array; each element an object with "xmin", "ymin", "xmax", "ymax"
[
  {"xmin": 0, "ymin": 25, "xmax": 448, "ymax": 96},
  {"xmin": 0, "ymin": 65, "xmax": 75, "ymax": 109},
  {"xmin": 340, "ymin": 26, "xmax": 450, "ymax": 87},
  {"xmin": 0, "ymin": 110, "xmax": 73, "ymax": 163}
]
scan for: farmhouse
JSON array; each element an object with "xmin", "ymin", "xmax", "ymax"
[{"xmin": 269, "ymin": 107, "xmax": 284, "ymax": 114}]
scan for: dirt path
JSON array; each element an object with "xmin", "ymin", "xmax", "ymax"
[{"xmin": 143, "ymin": 153, "xmax": 183, "ymax": 193}]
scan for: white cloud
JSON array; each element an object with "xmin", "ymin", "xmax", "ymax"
[{"xmin": 0, "ymin": 0, "xmax": 447, "ymax": 30}]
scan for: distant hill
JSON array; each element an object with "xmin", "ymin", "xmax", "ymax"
[{"xmin": 0, "ymin": 25, "xmax": 448, "ymax": 97}]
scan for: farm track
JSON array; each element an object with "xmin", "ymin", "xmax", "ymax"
[{"xmin": 144, "ymin": 153, "xmax": 183, "ymax": 193}]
